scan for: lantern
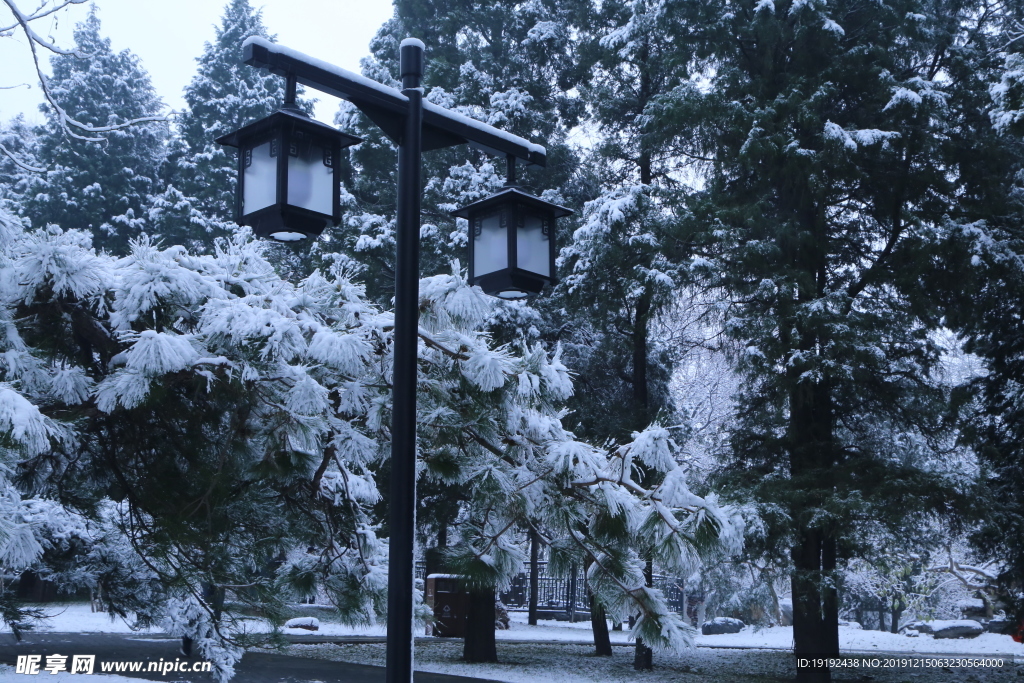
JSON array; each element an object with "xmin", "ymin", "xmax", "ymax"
[
  {"xmin": 451, "ymin": 187, "xmax": 572, "ymax": 299},
  {"xmin": 216, "ymin": 107, "xmax": 360, "ymax": 242}
]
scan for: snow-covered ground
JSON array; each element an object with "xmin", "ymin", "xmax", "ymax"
[
  {"xmin": 7, "ymin": 603, "xmax": 1022, "ymax": 682},
  {"xmin": 5, "ymin": 603, "xmax": 157, "ymax": 635},
  {"xmin": 499, "ymin": 613, "xmax": 1022, "ymax": 655},
  {"xmin": 287, "ymin": 639, "xmax": 1023, "ymax": 683},
  {"xmin": 22, "ymin": 603, "xmax": 1021, "ymax": 656},
  {"xmin": 0, "ymin": 665, "xmax": 140, "ymax": 682},
  {"xmin": 286, "ymin": 612, "xmax": 1024, "ymax": 682}
]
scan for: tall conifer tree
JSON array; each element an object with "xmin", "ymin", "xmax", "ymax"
[
  {"xmin": 647, "ymin": 0, "xmax": 1005, "ymax": 679},
  {"xmin": 949, "ymin": 2, "xmax": 1024, "ymax": 631},
  {"xmin": 556, "ymin": 1, "xmax": 708, "ymax": 664},
  {"xmin": 16, "ymin": 9, "xmax": 166, "ymax": 255}
]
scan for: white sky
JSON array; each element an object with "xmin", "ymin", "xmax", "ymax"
[{"xmin": 0, "ymin": 0, "xmax": 395, "ymax": 126}]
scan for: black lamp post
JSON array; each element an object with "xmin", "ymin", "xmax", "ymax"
[{"xmin": 217, "ymin": 36, "xmax": 560, "ymax": 683}]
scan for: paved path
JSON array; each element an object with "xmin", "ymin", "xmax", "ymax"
[{"xmin": 0, "ymin": 633, "xmax": 498, "ymax": 682}]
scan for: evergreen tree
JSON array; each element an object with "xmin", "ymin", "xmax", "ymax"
[
  {"xmin": 554, "ymin": 0, "xmax": 709, "ymax": 664},
  {"xmin": 949, "ymin": 1, "xmax": 1024, "ymax": 634},
  {"xmin": 650, "ymin": 0, "xmax": 1003, "ymax": 679},
  {"xmin": 0, "ymin": 116, "xmax": 40, "ymax": 191},
  {"xmin": 16, "ymin": 9, "xmax": 166, "ymax": 256}
]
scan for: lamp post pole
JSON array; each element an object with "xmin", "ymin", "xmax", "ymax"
[
  {"xmin": 387, "ymin": 38, "xmax": 423, "ymax": 683},
  {"xmin": 224, "ymin": 35, "xmax": 553, "ymax": 683}
]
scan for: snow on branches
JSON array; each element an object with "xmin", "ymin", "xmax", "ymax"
[{"xmin": 0, "ymin": 219, "xmax": 742, "ymax": 671}]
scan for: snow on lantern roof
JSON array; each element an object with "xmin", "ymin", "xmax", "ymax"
[
  {"xmin": 450, "ymin": 187, "xmax": 573, "ymax": 219},
  {"xmin": 214, "ymin": 107, "xmax": 361, "ymax": 149}
]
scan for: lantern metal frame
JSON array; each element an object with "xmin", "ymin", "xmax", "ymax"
[
  {"xmin": 215, "ymin": 96, "xmax": 361, "ymax": 242},
  {"xmin": 452, "ymin": 186, "xmax": 572, "ymax": 298}
]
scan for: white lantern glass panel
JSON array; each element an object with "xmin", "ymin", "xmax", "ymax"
[
  {"xmin": 516, "ymin": 212, "xmax": 550, "ymax": 277},
  {"xmin": 243, "ymin": 141, "xmax": 277, "ymax": 214},
  {"xmin": 474, "ymin": 211, "xmax": 507, "ymax": 277},
  {"xmin": 287, "ymin": 137, "xmax": 333, "ymax": 215}
]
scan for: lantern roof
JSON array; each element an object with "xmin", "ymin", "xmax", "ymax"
[
  {"xmin": 450, "ymin": 187, "xmax": 573, "ymax": 220},
  {"xmin": 215, "ymin": 108, "xmax": 362, "ymax": 149}
]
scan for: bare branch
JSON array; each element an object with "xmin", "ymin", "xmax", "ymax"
[
  {"xmin": 926, "ymin": 550, "xmax": 999, "ymax": 592},
  {"xmin": 3, "ymin": 0, "xmax": 86, "ymax": 57},
  {"xmin": 0, "ymin": 0, "xmax": 88, "ymax": 33},
  {"xmin": 0, "ymin": 0, "xmax": 171, "ymax": 170},
  {"xmin": 0, "ymin": 141, "xmax": 46, "ymax": 172}
]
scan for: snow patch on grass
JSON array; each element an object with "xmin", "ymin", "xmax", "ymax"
[{"xmin": 0, "ymin": 664, "xmax": 142, "ymax": 682}]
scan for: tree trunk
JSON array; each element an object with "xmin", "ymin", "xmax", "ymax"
[
  {"xmin": 822, "ymin": 535, "xmax": 839, "ymax": 654},
  {"xmin": 528, "ymin": 528, "xmax": 540, "ymax": 626},
  {"xmin": 90, "ymin": 585, "xmax": 105, "ymax": 613},
  {"xmin": 633, "ymin": 558, "xmax": 654, "ymax": 671},
  {"xmin": 463, "ymin": 587, "xmax": 498, "ymax": 663},
  {"xmin": 633, "ymin": 293, "xmax": 651, "ymax": 418},
  {"xmin": 792, "ymin": 528, "xmax": 829, "ymax": 683},
  {"xmin": 891, "ymin": 603, "xmax": 904, "ymax": 634},
  {"xmin": 980, "ymin": 593, "xmax": 994, "ymax": 619},
  {"xmin": 212, "ymin": 585, "xmax": 225, "ymax": 623},
  {"xmin": 767, "ymin": 578, "xmax": 782, "ymax": 626},
  {"xmin": 633, "ymin": 638, "xmax": 653, "ymax": 670},
  {"xmin": 788, "ymin": 372, "xmax": 837, "ymax": 683},
  {"xmin": 590, "ymin": 592, "xmax": 613, "ymax": 656},
  {"xmin": 586, "ymin": 558, "xmax": 612, "ymax": 656},
  {"xmin": 878, "ymin": 607, "xmax": 886, "ymax": 632}
]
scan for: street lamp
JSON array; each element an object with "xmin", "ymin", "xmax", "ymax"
[
  {"xmin": 452, "ymin": 156, "xmax": 571, "ymax": 299},
  {"xmin": 218, "ymin": 36, "xmax": 555, "ymax": 683},
  {"xmin": 215, "ymin": 76, "xmax": 361, "ymax": 242}
]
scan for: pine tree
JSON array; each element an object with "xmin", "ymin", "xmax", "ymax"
[
  {"xmin": 0, "ymin": 213, "xmax": 744, "ymax": 678},
  {"xmin": 16, "ymin": 9, "xmax": 166, "ymax": 256}
]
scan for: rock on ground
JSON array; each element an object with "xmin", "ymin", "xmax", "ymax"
[
  {"xmin": 931, "ymin": 620, "xmax": 985, "ymax": 639},
  {"xmin": 702, "ymin": 617, "xmax": 745, "ymax": 635},
  {"xmin": 285, "ymin": 617, "xmax": 320, "ymax": 631}
]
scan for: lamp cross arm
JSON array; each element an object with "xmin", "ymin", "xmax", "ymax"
[{"xmin": 242, "ymin": 36, "xmax": 547, "ymax": 167}]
